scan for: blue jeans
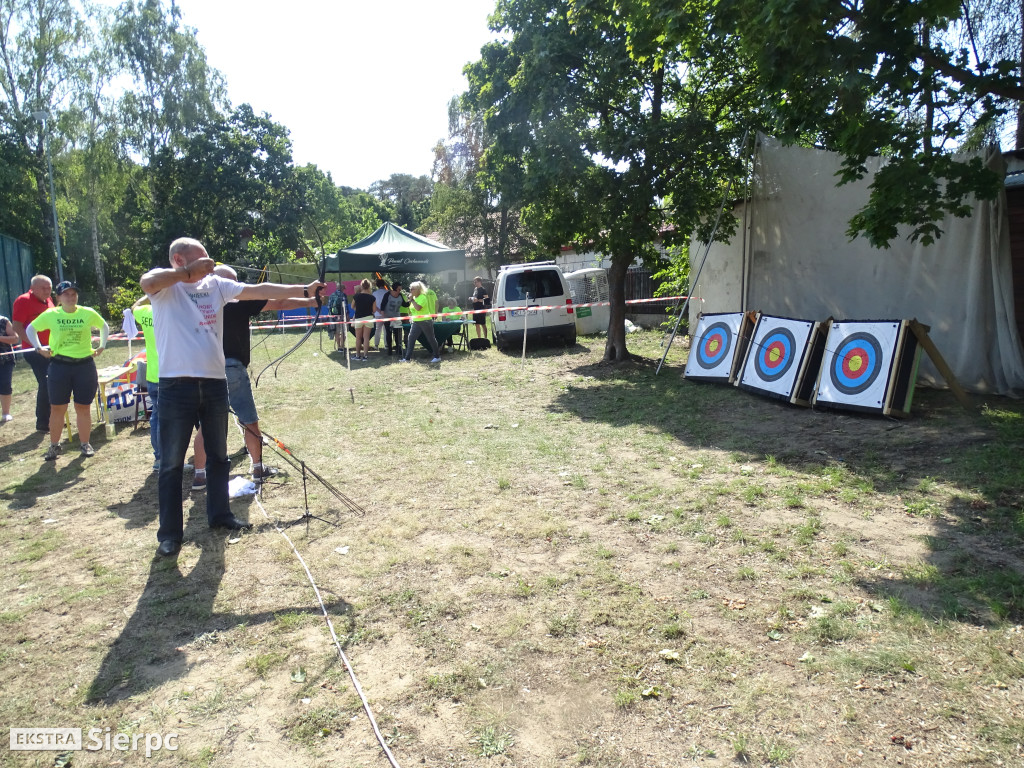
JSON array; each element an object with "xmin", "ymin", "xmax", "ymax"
[
  {"xmin": 157, "ymin": 377, "xmax": 232, "ymax": 543},
  {"xmin": 23, "ymin": 350, "xmax": 51, "ymax": 430},
  {"xmin": 148, "ymin": 381, "xmax": 160, "ymax": 461}
]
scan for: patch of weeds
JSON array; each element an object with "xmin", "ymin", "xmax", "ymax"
[
  {"xmin": 696, "ymin": 533, "xmax": 717, "ymax": 546},
  {"xmin": 471, "ymin": 725, "xmax": 515, "ymax": 757},
  {"xmin": 625, "ymin": 510, "xmax": 642, "ymax": 523},
  {"xmin": 742, "ymin": 484, "xmax": 766, "ymax": 504},
  {"xmin": 784, "ymin": 493, "xmax": 805, "ymax": 509},
  {"xmin": 571, "ymin": 474, "xmax": 588, "ymax": 489},
  {"xmin": 246, "ymin": 652, "xmax": 286, "ymax": 679},
  {"xmin": 187, "ymin": 686, "xmax": 227, "ymax": 718},
  {"xmin": 513, "ymin": 578, "xmax": 534, "ymax": 599},
  {"xmin": 195, "ymin": 746, "xmax": 216, "ymax": 768},
  {"xmin": 732, "ymin": 732, "xmax": 751, "ymax": 762},
  {"xmin": 663, "ymin": 542, "xmax": 679, "ymax": 554},
  {"xmin": 731, "ymin": 528, "xmax": 752, "ymax": 545},
  {"xmin": 796, "ymin": 564, "xmax": 825, "ymax": 580},
  {"xmin": 904, "ymin": 499, "xmax": 940, "ymax": 517},
  {"xmin": 810, "ymin": 614, "xmax": 856, "ymax": 645},
  {"xmin": 547, "ymin": 612, "xmax": 580, "ymax": 637},
  {"xmin": 274, "ymin": 611, "xmax": 310, "ymax": 631},
  {"xmin": 836, "ymin": 647, "xmax": 918, "ymax": 677},
  {"xmin": 716, "ymin": 514, "xmax": 733, "ymax": 528},
  {"xmin": 287, "ymin": 706, "xmax": 348, "ymax": 745},
  {"xmin": 794, "ymin": 517, "xmax": 822, "ymax": 546},
  {"xmin": 426, "ymin": 667, "xmax": 480, "ymax": 702},
  {"xmin": 737, "ymin": 566, "xmax": 758, "ymax": 582},
  {"xmin": 613, "ymin": 687, "xmax": 640, "ymax": 709},
  {"xmin": 689, "ymin": 588, "xmax": 710, "ymax": 600},
  {"xmin": 832, "ymin": 539, "xmax": 850, "ymax": 557},
  {"xmin": 661, "ymin": 621, "xmax": 687, "ymax": 639},
  {"xmin": 11, "ymin": 530, "xmax": 64, "ymax": 563},
  {"xmin": 497, "ymin": 477, "xmax": 511, "ymax": 491},
  {"xmin": 764, "ymin": 738, "xmax": 794, "ymax": 764},
  {"xmin": 595, "ymin": 545, "xmax": 614, "ymax": 560}
]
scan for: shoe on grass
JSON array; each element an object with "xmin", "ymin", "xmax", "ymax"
[
  {"xmin": 430, "ymin": 357, "xmax": 442, "ymax": 363},
  {"xmin": 80, "ymin": 443, "xmax": 95, "ymax": 458},
  {"xmin": 44, "ymin": 443, "xmax": 63, "ymax": 461},
  {"xmin": 1, "ymin": 414, "xmax": 11, "ymax": 423},
  {"xmin": 191, "ymin": 471, "xmax": 207, "ymax": 491}
]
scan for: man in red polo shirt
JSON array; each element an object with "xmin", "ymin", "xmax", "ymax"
[{"xmin": 11, "ymin": 275, "xmax": 55, "ymax": 432}]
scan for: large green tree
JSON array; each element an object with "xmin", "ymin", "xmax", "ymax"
[
  {"xmin": 426, "ymin": 97, "xmax": 538, "ymax": 273},
  {"xmin": 369, "ymin": 173, "xmax": 432, "ymax": 231},
  {"xmin": 0, "ymin": 0, "xmax": 87, "ymax": 275},
  {"xmin": 149, "ymin": 104, "xmax": 301, "ymax": 265},
  {"xmin": 717, "ymin": 0, "xmax": 1023, "ymax": 247},
  {"xmin": 465, "ymin": 0, "xmax": 760, "ymax": 360}
]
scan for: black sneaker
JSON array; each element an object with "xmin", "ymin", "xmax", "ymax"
[
  {"xmin": 191, "ymin": 472, "xmax": 207, "ymax": 491},
  {"xmin": 44, "ymin": 443, "xmax": 63, "ymax": 461}
]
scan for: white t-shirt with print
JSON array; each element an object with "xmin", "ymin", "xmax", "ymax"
[{"xmin": 149, "ymin": 274, "xmax": 244, "ymax": 379}]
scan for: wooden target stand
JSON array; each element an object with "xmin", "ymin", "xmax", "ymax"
[
  {"xmin": 684, "ymin": 311, "xmax": 756, "ymax": 384},
  {"xmin": 812, "ymin": 319, "xmax": 973, "ymax": 417},
  {"xmin": 737, "ymin": 313, "xmax": 830, "ymax": 407}
]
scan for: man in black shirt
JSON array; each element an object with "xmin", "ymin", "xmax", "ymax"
[{"xmin": 215, "ymin": 266, "xmax": 316, "ymax": 480}]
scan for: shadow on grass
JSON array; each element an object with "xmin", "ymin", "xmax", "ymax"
[
  {"xmin": 549, "ymin": 358, "xmax": 1024, "ymax": 624},
  {"xmin": 86, "ymin": 512, "xmax": 351, "ymax": 705}
]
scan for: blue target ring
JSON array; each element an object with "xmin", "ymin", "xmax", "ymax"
[
  {"xmin": 830, "ymin": 332, "xmax": 883, "ymax": 395},
  {"xmin": 696, "ymin": 321, "xmax": 733, "ymax": 370},
  {"xmin": 754, "ymin": 327, "xmax": 796, "ymax": 382}
]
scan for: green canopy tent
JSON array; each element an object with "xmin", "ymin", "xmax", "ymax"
[{"xmin": 326, "ymin": 222, "xmax": 465, "ymax": 275}]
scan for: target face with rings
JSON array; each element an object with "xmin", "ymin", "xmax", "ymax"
[
  {"xmin": 685, "ymin": 312, "xmax": 745, "ymax": 382},
  {"xmin": 815, "ymin": 321, "xmax": 900, "ymax": 412},
  {"xmin": 739, "ymin": 315, "xmax": 813, "ymax": 400},
  {"xmin": 755, "ymin": 327, "xmax": 796, "ymax": 382},
  {"xmin": 829, "ymin": 332, "xmax": 883, "ymax": 395},
  {"xmin": 697, "ymin": 322, "xmax": 732, "ymax": 370}
]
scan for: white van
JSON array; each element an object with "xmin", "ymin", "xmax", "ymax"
[{"xmin": 492, "ymin": 261, "xmax": 577, "ymax": 351}]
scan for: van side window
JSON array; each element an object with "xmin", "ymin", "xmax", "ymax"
[{"xmin": 504, "ymin": 270, "xmax": 564, "ymax": 301}]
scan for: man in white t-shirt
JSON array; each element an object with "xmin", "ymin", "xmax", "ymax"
[
  {"xmin": 141, "ymin": 237, "xmax": 324, "ymax": 557},
  {"xmin": 371, "ymin": 278, "xmax": 388, "ymax": 350}
]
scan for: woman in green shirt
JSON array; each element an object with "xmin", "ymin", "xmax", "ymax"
[{"xmin": 27, "ymin": 281, "xmax": 109, "ymax": 460}]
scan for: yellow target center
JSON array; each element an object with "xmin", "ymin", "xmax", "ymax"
[
  {"xmin": 708, "ymin": 340, "xmax": 719, "ymax": 353},
  {"xmin": 768, "ymin": 348, "xmax": 782, "ymax": 364},
  {"xmin": 848, "ymin": 355, "xmax": 863, "ymax": 373}
]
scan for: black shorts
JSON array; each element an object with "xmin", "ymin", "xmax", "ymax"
[
  {"xmin": 473, "ymin": 311, "xmax": 487, "ymax": 326},
  {"xmin": 0, "ymin": 361, "xmax": 13, "ymax": 396},
  {"xmin": 47, "ymin": 356, "xmax": 98, "ymax": 406}
]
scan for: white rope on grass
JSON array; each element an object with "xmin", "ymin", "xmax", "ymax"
[{"xmin": 252, "ymin": 494, "xmax": 402, "ymax": 768}]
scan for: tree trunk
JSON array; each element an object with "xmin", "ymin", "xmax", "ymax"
[
  {"xmin": 90, "ymin": 204, "xmax": 108, "ymax": 316},
  {"xmin": 35, "ymin": 145, "xmax": 56, "ymax": 275},
  {"xmin": 603, "ymin": 254, "xmax": 631, "ymax": 362},
  {"xmin": 1018, "ymin": 0, "xmax": 1024, "ymax": 149}
]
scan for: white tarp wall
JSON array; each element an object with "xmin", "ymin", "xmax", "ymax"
[{"xmin": 692, "ymin": 135, "xmax": 1024, "ymax": 396}]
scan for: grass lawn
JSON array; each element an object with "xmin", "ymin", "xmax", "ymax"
[{"xmin": 1, "ymin": 328, "xmax": 1022, "ymax": 767}]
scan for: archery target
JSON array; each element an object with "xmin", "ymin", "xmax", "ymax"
[
  {"xmin": 739, "ymin": 315, "xmax": 813, "ymax": 399},
  {"xmin": 685, "ymin": 313, "xmax": 745, "ymax": 382},
  {"xmin": 816, "ymin": 321, "xmax": 900, "ymax": 411}
]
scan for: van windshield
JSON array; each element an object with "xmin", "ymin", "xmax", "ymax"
[{"xmin": 503, "ymin": 270, "xmax": 564, "ymax": 302}]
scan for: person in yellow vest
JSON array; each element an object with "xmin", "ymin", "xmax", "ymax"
[
  {"xmin": 440, "ymin": 296, "xmax": 463, "ymax": 350},
  {"xmin": 132, "ymin": 296, "xmax": 162, "ymax": 470},
  {"xmin": 400, "ymin": 281, "xmax": 441, "ymax": 363},
  {"xmin": 27, "ymin": 281, "xmax": 109, "ymax": 460}
]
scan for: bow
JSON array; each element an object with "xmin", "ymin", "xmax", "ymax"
[{"xmin": 254, "ymin": 215, "xmax": 328, "ymax": 388}]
